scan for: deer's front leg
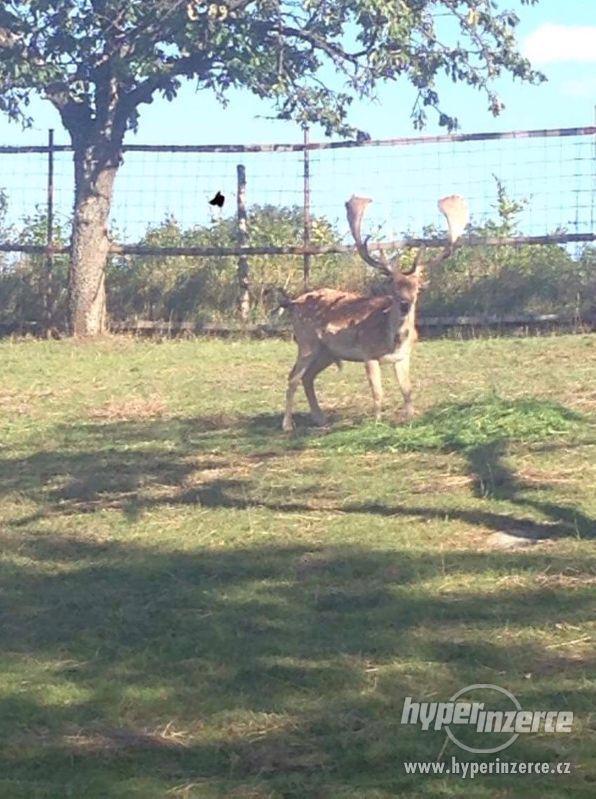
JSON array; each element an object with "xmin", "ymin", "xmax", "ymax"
[
  {"xmin": 393, "ymin": 355, "xmax": 414, "ymax": 421},
  {"xmin": 364, "ymin": 359, "xmax": 383, "ymax": 421}
]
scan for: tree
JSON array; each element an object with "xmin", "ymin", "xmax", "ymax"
[{"xmin": 0, "ymin": 0, "xmax": 543, "ymax": 335}]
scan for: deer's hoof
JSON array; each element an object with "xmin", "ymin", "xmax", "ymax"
[
  {"xmin": 398, "ymin": 406, "xmax": 415, "ymax": 424},
  {"xmin": 311, "ymin": 413, "xmax": 328, "ymax": 427},
  {"xmin": 282, "ymin": 418, "xmax": 294, "ymax": 432}
]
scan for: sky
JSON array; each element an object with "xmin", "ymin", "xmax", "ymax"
[{"xmin": 0, "ymin": 0, "xmax": 594, "ymax": 243}]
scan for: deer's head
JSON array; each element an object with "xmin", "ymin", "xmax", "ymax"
[{"xmin": 345, "ymin": 193, "xmax": 469, "ymax": 319}]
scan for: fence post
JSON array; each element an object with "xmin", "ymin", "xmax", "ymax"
[
  {"xmin": 302, "ymin": 124, "xmax": 312, "ymax": 290},
  {"xmin": 236, "ymin": 164, "xmax": 250, "ymax": 320},
  {"xmin": 44, "ymin": 128, "xmax": 55, "ymax": 335}
]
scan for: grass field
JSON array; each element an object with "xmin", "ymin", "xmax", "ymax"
[{"xmin": 0, "ymin": 334, "xmax": 594, "ymax": 798}]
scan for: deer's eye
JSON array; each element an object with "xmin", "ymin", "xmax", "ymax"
[{"xmin": 400, "ymin": 300, "xmax": 411, "ymax": 315}]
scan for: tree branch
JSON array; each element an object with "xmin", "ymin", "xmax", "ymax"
[
  {"xmin": 45, "ymin": 82, "xmax": 94, "ymax": 144},
  {"xmin": 118, "ymin": 49, "xmax": 213, "ymax": 113},
  {"xmin": 278, "ymin": 25, "xmax": 364, "ymax": 66}
]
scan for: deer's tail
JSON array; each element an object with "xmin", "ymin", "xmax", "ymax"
[{"xmin": 263, "ymin": 286, "xmax": 294, "ymax": 314}]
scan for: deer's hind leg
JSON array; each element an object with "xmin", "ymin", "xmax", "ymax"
[
  {"xmin": 283, "ymin": 349, "xmax": 317, "ymax": 432},
  {"xmin": 302, "ymin": 349, "xmax": 335, "ymax": 426}
]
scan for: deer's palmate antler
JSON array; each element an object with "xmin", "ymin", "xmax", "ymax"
[{"xmin": 345, "ymin": 195, "xmax": 396, "ymax": 275}]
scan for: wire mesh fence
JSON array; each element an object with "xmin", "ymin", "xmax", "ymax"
[
  {"xmin": 0, "ymin": 124, "xmax": 594, "ymax": 258},
  {"xmin": 310, "ymin": 130, "xmax": 595, "ymax": 243},
  {"xmin": 0, "ymin": 124, "xmax": 594, "ymax": 336}
]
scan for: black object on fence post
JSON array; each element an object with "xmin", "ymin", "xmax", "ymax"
[
  {"xmin": 44, "ymin": 128, "xmax": 55, "ymax": 335},
  {"xmin": 236, "ymin": 164, "xmax": 250, "ymax": 320},
  {"xmin": 302, "ymin": 124, "xmax": 312, "ymax": 290}
]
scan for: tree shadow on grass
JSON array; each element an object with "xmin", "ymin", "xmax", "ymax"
[
  {"xmin": 332, "ymin": 436, "xmax": 595, "ymax": 541},
  {"xmin": 462, "ymin": 439, "xmax": 595, "ymax": 539},
  {"xmin": 313, "ymin": 397, "xmax": 595, "ymax": 541},
  {"xmin": 1, "ymin": 397, "xmax": 594, "ymax": 541},
  {"xmin": 0, "ymin": 397, "xmax": 595, "ymax": 794},
  {"xmin": 0, "ymin": 535, "xmax": 594, "ymax": 796}
]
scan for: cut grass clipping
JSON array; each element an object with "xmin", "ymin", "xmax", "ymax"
[{"xmin": 315, "ymin": 396, "xmax": 584, "ymax": 453}]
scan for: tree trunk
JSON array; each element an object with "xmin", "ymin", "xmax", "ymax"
[{"xmin": 69, "ymin": 144, "xmax": 119, "ymax": 336}]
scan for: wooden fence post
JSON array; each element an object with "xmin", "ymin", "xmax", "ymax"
[
  {"xmin": 302, "ymin": 125, "xmax": 312, "ymax": 290},
  {"xmin": 236, "ymin": 164, "xmax": 250, "ymax": 320},
  {"xmin": 44, "ymin": 128, "xmax": 55, "ymax": 335}
]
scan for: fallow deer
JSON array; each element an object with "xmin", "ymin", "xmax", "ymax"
[{"xmin": 280, "ymin": 194, "xmax": 469, "ymax": 431}]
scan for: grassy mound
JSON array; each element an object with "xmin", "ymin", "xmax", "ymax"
[{"xmin": 315, "ymin": 396, "xmax": 583, "ymax": 454}]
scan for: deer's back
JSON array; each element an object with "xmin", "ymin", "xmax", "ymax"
[{"xmin": 288, "ymin": 288, "xmax": 408, "ymax": 361}]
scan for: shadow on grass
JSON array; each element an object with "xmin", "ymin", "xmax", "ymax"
[
  {"xmin": 0, "ymin": 396, "xmax": 595, "ymax": 794},
  {"xmin": 2, "ymin": 396, "xmax": 592, "ymax": 541},
  {"xmin": 0, "ymin": 535, "xmax": 594, "ymax": 797},
  {"xmin": 314, "ymin": 397, "xmax": 594, "ymax": 541}
]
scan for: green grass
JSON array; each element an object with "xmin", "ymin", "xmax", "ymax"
[
  {"xmin": 0, "ymin": 333, "xmax": 594, "ymax": 798},
  {"xmin": 315, "ymin": 396, "xmax": 585, "ymax": 453}
]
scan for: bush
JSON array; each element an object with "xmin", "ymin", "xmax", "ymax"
[
  {"xmin": 0, "ymin": 203, "xmax": 69, "ymax": 331},
  {"xmin": 107, "ymin": 205, "xmax": 367, "ymax": 324},
  {"xmin": 0, "ymin": 187, "xmax": 593, "ymax": 330},
  {"xmin": 420, "ymin": 182, "xmax": 591, "ymax": 319}
]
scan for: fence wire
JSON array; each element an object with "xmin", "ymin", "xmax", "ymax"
[
  {"xmin": 311, "ymin": 133, "xmax": 595, "ymax": 242},
  {"xmin": 0, "ymin": 126, "xmax": 594, "ymax": 251},
  {"xmin": 111, "ymin": 148, "xmax": 305, "ymax": 241}
]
